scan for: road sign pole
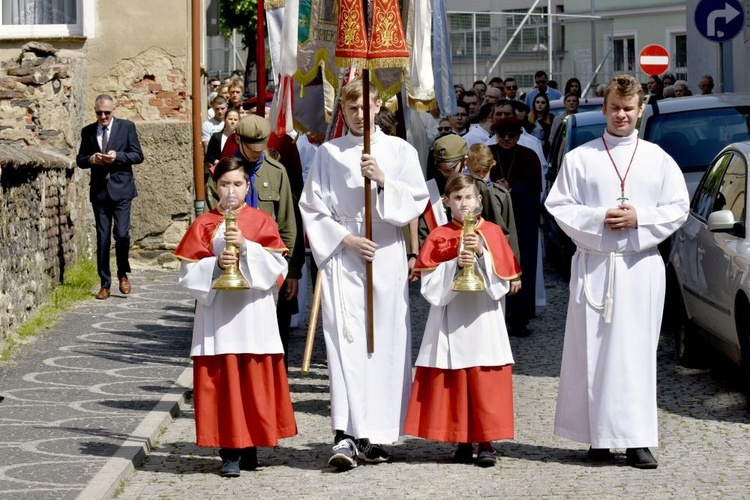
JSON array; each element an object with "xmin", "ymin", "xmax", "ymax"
[{"xmin": 718, "ymin": 42, "xmax": 724, "ymax": 93}]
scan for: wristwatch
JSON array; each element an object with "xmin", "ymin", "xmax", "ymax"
[{"xmin": 407, "ymin": 253, "xmax": 418, "ymax": 260}]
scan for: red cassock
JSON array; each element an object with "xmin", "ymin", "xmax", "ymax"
[
  {"xmin": 175, "ymin": 206, "xmax": 297, "ymax": 448},
  {"xmin": 405, "ymin": 218, "xmax": 520, "ymax": 443}
]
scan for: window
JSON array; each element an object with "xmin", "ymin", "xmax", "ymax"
[
  {"xmin": 0, "ymin": 0, "xmax": 90, "ymax": 38},
  {"xmin": 693, "ymin": 153, "xmax": 731, "ymax": 220},
  {"xmin": 717, "ymin": 154, "xmax": 747, "ymax": 223},
  {"xmin": 448, "ymin": 13, "xmax": 492, "ymax": 59},
  {"xmin": 672, "ymin": 33, "xmax": 688, "ymax": 81},
  {"xmin": 613, "ymin": 36, "xmax": 635, "ymax": 72},
  {"xmin": 505, "ymin": 8, "xmax": 548, "ymax": 55}
]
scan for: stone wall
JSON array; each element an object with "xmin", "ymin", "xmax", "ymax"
[
  {"xmin": 0, "ymin": 42, "xmax": 86, "ymax": 154},
  {"xmin": 0, "ymin": 41, "xmax": 197, "ymax": 341},
  {"xmin": 127, "ymin": 121, "xmax": 194, "ymax": 267},
  {"xmin": 0, "ymin": 146, "xmax": 88, "ymax": 339}
]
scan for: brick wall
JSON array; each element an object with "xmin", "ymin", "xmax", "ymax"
[{"xmin": 0, "ymin": 146, "xmax": 88, "ymax": 339}]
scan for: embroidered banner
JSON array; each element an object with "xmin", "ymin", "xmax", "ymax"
[
  {"xmin": 334, "ymin": 0, "xmax": 369, "ymax": 68},
  {"xmin": 366, "ymin": 0, "xmax": 409, "ymax": 69}
]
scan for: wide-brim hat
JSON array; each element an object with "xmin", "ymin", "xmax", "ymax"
[
  {"xmin": 235, "ymin": 115, "xmax": 270, "ymax": 151},
  {"xmin": 491, "ymin": 116, "xmax": 523, "ymax": 134},
  {"xmin": 433, "ymin": 134, "xmax": 468, "ymax": 163}
]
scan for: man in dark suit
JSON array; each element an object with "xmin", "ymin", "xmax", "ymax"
[{"xmin": 76, "ymin": 94, "xmax": 144, "ymax": 300}]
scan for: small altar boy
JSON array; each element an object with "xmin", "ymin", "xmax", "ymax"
[{"xmin": 404, "ymin": 173, "xmax": 521, "ymax": 467}]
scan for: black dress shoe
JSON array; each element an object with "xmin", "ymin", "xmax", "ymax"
[
  {"xmin": 240, "ymin": 447, "xmax": 258, "ymax": 470},
  {"xmin": 625, "ymin": 447, "xmax": 658, "ymax": 469},
  {"xmin": 453, "ymin": 443, "xmax": 474, "ymax": 464},
  {"xmin": 508, "ymin": 325, "xmax": 531, "ymax": 337},
  {"xmin": 587, "ymin": 447, "xmax": 613, "ymax": 461}
]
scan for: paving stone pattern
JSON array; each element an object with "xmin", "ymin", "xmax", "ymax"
[
  {"xmin": 0, "ymin": 271, "xmax": 193, "ymax": 499},
  {"xmin": 118, "ymin": 265, "xmax": 750, "ymax": 499}
]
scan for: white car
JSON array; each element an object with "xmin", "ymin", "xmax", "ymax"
[{"xmin": 668, "ymin": 140, "xmax": 750, "ymax": 403}]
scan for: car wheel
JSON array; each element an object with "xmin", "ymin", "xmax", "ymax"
[{"xmin": 735, "ymin": 296, "xmax": 750, "ymax": 410}]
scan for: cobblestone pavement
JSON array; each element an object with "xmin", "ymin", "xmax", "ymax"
[
  {"xmin": 117, "ymin": 264, "xmax": 750, "ymax": 499},
  {"xmin": 0, "ymin": 270, "xmax": 193, "ymax": 500}
]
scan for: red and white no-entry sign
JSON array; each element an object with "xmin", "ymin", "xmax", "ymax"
[{"xmin": 639, "ymin": 44, "xmax": 670, "ymax": 76}]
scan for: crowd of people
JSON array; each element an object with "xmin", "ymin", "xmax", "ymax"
[{"xmin": 141, "ymin": 70, "xmax": 693, "ymax": 476}]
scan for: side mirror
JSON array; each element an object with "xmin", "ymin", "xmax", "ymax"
[{"xmin": 708, "ymin": 209, "xmax": 745, "ymax": 237}]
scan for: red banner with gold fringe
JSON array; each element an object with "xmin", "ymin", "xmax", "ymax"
[
  {"xmin": 367, "ymin": 0, "xmax": 409, "ymax": 69},
  {"xmin": 335, "ymin": 0, "xmax": 409, "ymax": 71},
  {"xmin": 334, "ymin": 0, "xmax": 369, "ymax": 68}
]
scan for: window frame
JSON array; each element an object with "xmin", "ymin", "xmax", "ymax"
[
  {"xmin": 665, "ymin": 27, "xmax": 688, "ymax": 81},
  {"xmin": 716, "ymin": 153, "xmax": 747, "ymax": 224},
  {"xmin": 609, "ymin": 31, "xmax": 637, "ymax": 73},
  {"xmin": 0, "ymin": 0, "xmax": 93, "ymax": 39},
  {"xmin": 692, "ymin": 152, "xmax": 732, "ymax": 221}
]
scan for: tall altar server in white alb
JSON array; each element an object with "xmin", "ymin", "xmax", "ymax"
[
  {"xmin": 299, "ymin": 78, "xmax": 429, "ymax": 470},
  {"xmin": 544, "ymin": 75, "xmax": 689, "ymax": 469}
]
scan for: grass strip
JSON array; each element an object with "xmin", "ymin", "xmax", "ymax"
[{"xmin": 2, "ymin": 258, "xmax": 98, "ymax": 360}]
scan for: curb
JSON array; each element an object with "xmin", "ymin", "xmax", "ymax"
[{"xmin": 76, "ymin": 366, "xmax": 193, "ymax": 500}]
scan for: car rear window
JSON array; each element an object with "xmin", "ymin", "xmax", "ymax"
[{"xmin": 643, "ymin": 106, "xmax": 750, "ymax": 173}]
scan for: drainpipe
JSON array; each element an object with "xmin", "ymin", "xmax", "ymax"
[{"xmin": 191, "ymin": 0, "xmax": 205, "ymax": 216}]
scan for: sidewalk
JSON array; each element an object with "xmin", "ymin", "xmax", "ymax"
[{"xmin": 0, "ymin": 270, "xmax": 193, "ymax": 499}]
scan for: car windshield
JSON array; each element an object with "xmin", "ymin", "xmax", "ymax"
[
  {"xmin": 570, "ymin": 122, "xmax": 606, "ymax": 149},
  {"xmin": 643, "ymin": 106, "xmax": 750, "ymax": 173}
]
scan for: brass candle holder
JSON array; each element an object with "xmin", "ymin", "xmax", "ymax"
[
  {"xmin": 212, "ymin": 190, "xmax": 250, "ymax": 290},
  {"xmin": 451, "ymin": 211, "xmax": 485, "ymax": 292}
]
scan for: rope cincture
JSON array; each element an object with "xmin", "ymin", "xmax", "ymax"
[{"xmin": 579, "ymin": 248, "xmax": 638, "ymax": 324}]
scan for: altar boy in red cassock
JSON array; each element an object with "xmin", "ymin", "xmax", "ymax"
[
  {"xmin": 404, "ymin": 173, "xmax": 521, "ymax": 467},
  {"xmin": 174, "ymin": 157, "xmax": 297, "ymax": 478}
]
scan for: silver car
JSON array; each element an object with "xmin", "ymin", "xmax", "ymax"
[
  {"xmin": 668, "ymin": 140, "xmax": 750, "ymax": 402},
  {"xmin": 639, "ymin": 93, "xmax": 750, "ymax": 196}
]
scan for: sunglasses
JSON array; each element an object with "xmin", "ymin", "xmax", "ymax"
[
  {"xmin": 438, "ymin": 127, "xmax": 452, "ymax": 132},
  {"xmin": 505, "ymin": 85, "xmax": 518, "ymax": 90},
  {"xmin": 95, "ymin": 111, "xmax": 112, "ymax": 116},
  {"xmin": 497, "ymin": 132, "xmax": 519, "ymax": 139}
]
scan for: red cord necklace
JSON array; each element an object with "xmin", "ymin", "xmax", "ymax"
[{"xmin": 602, "ymin": 136, "xmax": 639, "ymax": 205}]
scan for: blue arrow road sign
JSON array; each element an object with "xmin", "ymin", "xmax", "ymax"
[{"xmin": 695, "ymin": 0, "xmax": 745, "ymax": 42}]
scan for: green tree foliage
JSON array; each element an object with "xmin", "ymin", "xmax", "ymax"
[{"xmin": 219, "ymin": 0, "xmax": 258, "ymax": 71}]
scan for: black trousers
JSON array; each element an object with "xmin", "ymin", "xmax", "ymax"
[
  {"xmin": 276, "ymin": 280, "xmax": 299, "ymax": 370},
  {"xmin": 92, "ymin": 197, "xmax": 132, "ymax": 289}
]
